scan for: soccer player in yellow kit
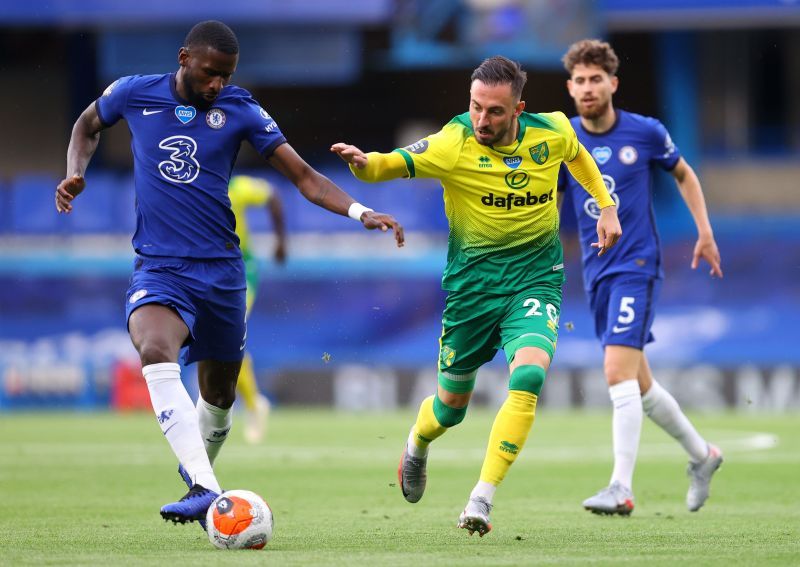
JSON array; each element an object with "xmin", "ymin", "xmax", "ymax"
[
  {"xmin": 228, "ymin": 175, "xmax": 287, "ymax": 444},
  {"xmin": 332, "ymin": 56, "xmax": 622, "ymax": 535}
]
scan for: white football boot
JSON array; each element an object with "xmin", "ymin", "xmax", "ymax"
[
  {"xmin": 582, "ymin": 481, "xmax": 635, "ymax": 515},
  {"xmin": 687, "ymin": 444, "xmax": 723, "ymax": 512}
]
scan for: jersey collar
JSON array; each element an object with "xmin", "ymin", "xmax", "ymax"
[{"xmin": 578, "ymin": 109, "xmax": 622, "ymax": 137}]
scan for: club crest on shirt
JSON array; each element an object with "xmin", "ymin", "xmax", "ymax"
[
  {"xmin": 404, "ymin": 139, "xmax": 429, "ymax": 154},
  {"xmin": 129, "ymin": 289, "xmax": 148, "ymax": 304},
  {"xmin": 591, "ymin": 146, "xmax": 612, "ymax": 165},
  {"xmin": 503, "ymin": 156, "xmax": 522, "ymax": 169},
  {"xmin": 174, "ymin": 105, "xmax": 196, "ymax": 124},
  {"xmin": 206, "ymin": 108, "xmax": 226, "ymax": 129},
  {"xmin": 529, "ymin": 142, "xmax": 549, "ymax": 165},
  {"xmin": 619, "ymin": 145, "xmax": 638, "ymax": 165}
]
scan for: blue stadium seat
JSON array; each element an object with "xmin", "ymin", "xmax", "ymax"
[{"xmin": 10, "ymin": 174, "xmax": 65, "ymax": 234}]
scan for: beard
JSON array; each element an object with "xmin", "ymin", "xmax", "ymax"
[
  {"xmin": 180, "ymin": 75, "xmax": 214, "ymax": 110},
  {"xmin": 475, "ymin": 121, "xmax": 513, "ymax": 146},
  {"xmin": 577, "ymin": 97, "xmax": 610, "ymax": 120}
]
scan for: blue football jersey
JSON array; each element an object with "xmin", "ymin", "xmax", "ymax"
[
  {"xmin": 558, "ymin": 110, "xmax": 681, "ymax": 290},
  {"xmin": 95, "ymin": 73, "xmax": 286, "ymax": 258}
]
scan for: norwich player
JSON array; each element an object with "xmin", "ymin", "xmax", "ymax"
[
  {"xmin": 332, "ymin": 55, "xmax": 622, "ymax": 535},
  {"xmin": 228, "ymin": 175, "xmax": 286, "ymax": 444}
]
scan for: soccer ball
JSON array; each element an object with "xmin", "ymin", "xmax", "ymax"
[{"xmin": 206, "ymin": 490, "xmax": 274, "ymax": 550}]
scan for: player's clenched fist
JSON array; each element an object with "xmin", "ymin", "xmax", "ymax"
[{"xmin": 55, "ymin": 174, "xmax": 86, "ymax": 213}]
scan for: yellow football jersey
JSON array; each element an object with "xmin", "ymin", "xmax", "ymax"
[
  {"xmin": 228, "ymin": 175, "xmax": 274, "ymax": 255},
  {"xmin": 395, "ymin": 111, "xmax": 579, "ymax": 292}
]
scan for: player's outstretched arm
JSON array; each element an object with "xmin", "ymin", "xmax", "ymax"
[
  {"xmin": 56, "ymin": 103, "xmax": 106, "ymax": 213},
  {"xmin": 268, "ymin": 143, "xmax": 404, "ymax": 247},
  {"xmin": 331, "ymin": 143, "xmax": 409, "ymax": 183},
  {"xmin": 671, "ymin": 158, "xmax": 723, "ymax": 278}
]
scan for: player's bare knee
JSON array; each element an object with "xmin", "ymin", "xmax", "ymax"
[
  {"xmin": 137, "ymin": 341, "xmax": 180, "ymax": 367},
  {"xmin": 437, "ymin": 388, "xmax": 471, "ymax": 408}
]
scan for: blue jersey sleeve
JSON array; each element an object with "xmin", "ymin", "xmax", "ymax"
[
  {"xmin": 242, "ymin": 98, "xmax": 287, "ymax": 158},
  {"xmin": 556, "ymin": 162, "xmax": 569, "ymax": 192},
  {"xmin": 95, "ymin": 76, "xmax": 137, "ymax": 127},
  {"xmin": 647, "ymin": 118, "xmax": 681, "ymax": 171}
]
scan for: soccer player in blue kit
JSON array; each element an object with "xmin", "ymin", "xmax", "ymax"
[
  {"xmin": 55, "ymin": 21, "xmax": 404, "ymax": 526},
  {"xmin": 558, "ymin": 39, "xmax": 723, "ymax": 515}
]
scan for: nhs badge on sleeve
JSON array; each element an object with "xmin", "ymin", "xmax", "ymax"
[{"xmin": 175, "ymin": 106, "xmax": 196, "ymax": 124}]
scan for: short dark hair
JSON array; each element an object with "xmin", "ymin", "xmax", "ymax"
[
  {"xmin": 471, "ymin": 56, "xmax": 527, "ymax": 100},
  {"xmin": 562, "ymin": 39, "xmax": 619, "ymax": 76},
  {"xmin": 184, "ymin": 20, "xmax": 239, "ymax": 55}
]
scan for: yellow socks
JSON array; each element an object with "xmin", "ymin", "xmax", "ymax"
[
  {"xmin": 236, "ymin": 352, "xmax": 258, "ymax": 411},
  {"xmin": 409, "ymin": 395, "xmax": 448, "ymax": 456},
  {"xmin": 479, "ymin": 389, "xmax": 538, "ymax": 485}
]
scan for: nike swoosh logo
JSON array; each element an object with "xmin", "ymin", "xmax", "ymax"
[
  {"xmin": 143, "ymin": 108, "xmax": 164, "ymax": 115},
  {"xmin": 612, "ymin": 325, "xmax": 632, "ymax": 333},
  {"xmin": 163, "ymin": 422, "xmax": 178, "ymax": 435}
]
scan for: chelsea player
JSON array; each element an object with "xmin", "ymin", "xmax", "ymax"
[
  {"xmin": 55, "ymin": 21, "xmax": 404, "ymax": 526},
  {"xmin": 333, "ymin": 56, "xmax": 621, "ymax": 536},
  {"xmin": 558, "ymin": 39, "xmax": 723, "ymax": 515}
]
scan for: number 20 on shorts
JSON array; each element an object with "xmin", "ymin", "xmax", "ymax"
[{"xmin": 523, "ymin": 298, "xmax": 559, "ymax": 324}]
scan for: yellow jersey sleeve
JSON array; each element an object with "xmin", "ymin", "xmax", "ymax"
[
  {"xmin": 349, "ymin": 151, "xmax": 408, "ymax": 183},
  {"xmin": 565, "ymin": 145, "xmax": 615, "ymax": 208},
  {"xmin": 393, "ymin": 122, "xmax": 467, "ymax": 179}
]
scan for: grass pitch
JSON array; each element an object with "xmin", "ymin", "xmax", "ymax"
[{"xmin": 1, "ymin": 408, "xmax": 798, "ymax": 565}]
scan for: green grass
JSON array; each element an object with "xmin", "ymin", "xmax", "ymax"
[{"xmin": 1, "ymin": 409, "xmax": 798, "ymax": 565}]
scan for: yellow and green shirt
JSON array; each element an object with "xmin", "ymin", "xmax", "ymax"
[
  {"xmin": 352, "ymin": 111, "xmax": 612, "ymax": 293},
  {"xmin": 228, "ymin": 175, "xmax": 275, "ymax": 257}
]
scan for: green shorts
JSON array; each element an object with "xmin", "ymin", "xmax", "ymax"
[{"xmin": 437, "ymin": 280, "xmax": 562, "ymax": 394}]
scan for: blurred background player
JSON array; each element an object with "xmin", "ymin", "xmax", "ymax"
[
  {"xmin": 558, "ymin": 39, "xmax": 724, "ymax": 515},
  {"xmin": 228, "ymin": 174, "xmax": 287, "ymax": 444},
  {"xmin": 55, "ymin": 20, "xmax": 404, "ymax": 527},
  {"xmin": 333, "ymin": 55, "xmax": 621, "ymax": 536}
]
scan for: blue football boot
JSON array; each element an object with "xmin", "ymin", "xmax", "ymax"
[
  {"xmin": 176, "ymin": 464, "xmax": 209, "ymax": 529},
  {"xmin": 160, "ymin": 484, "xmax": 219, "ymax": 526}
]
